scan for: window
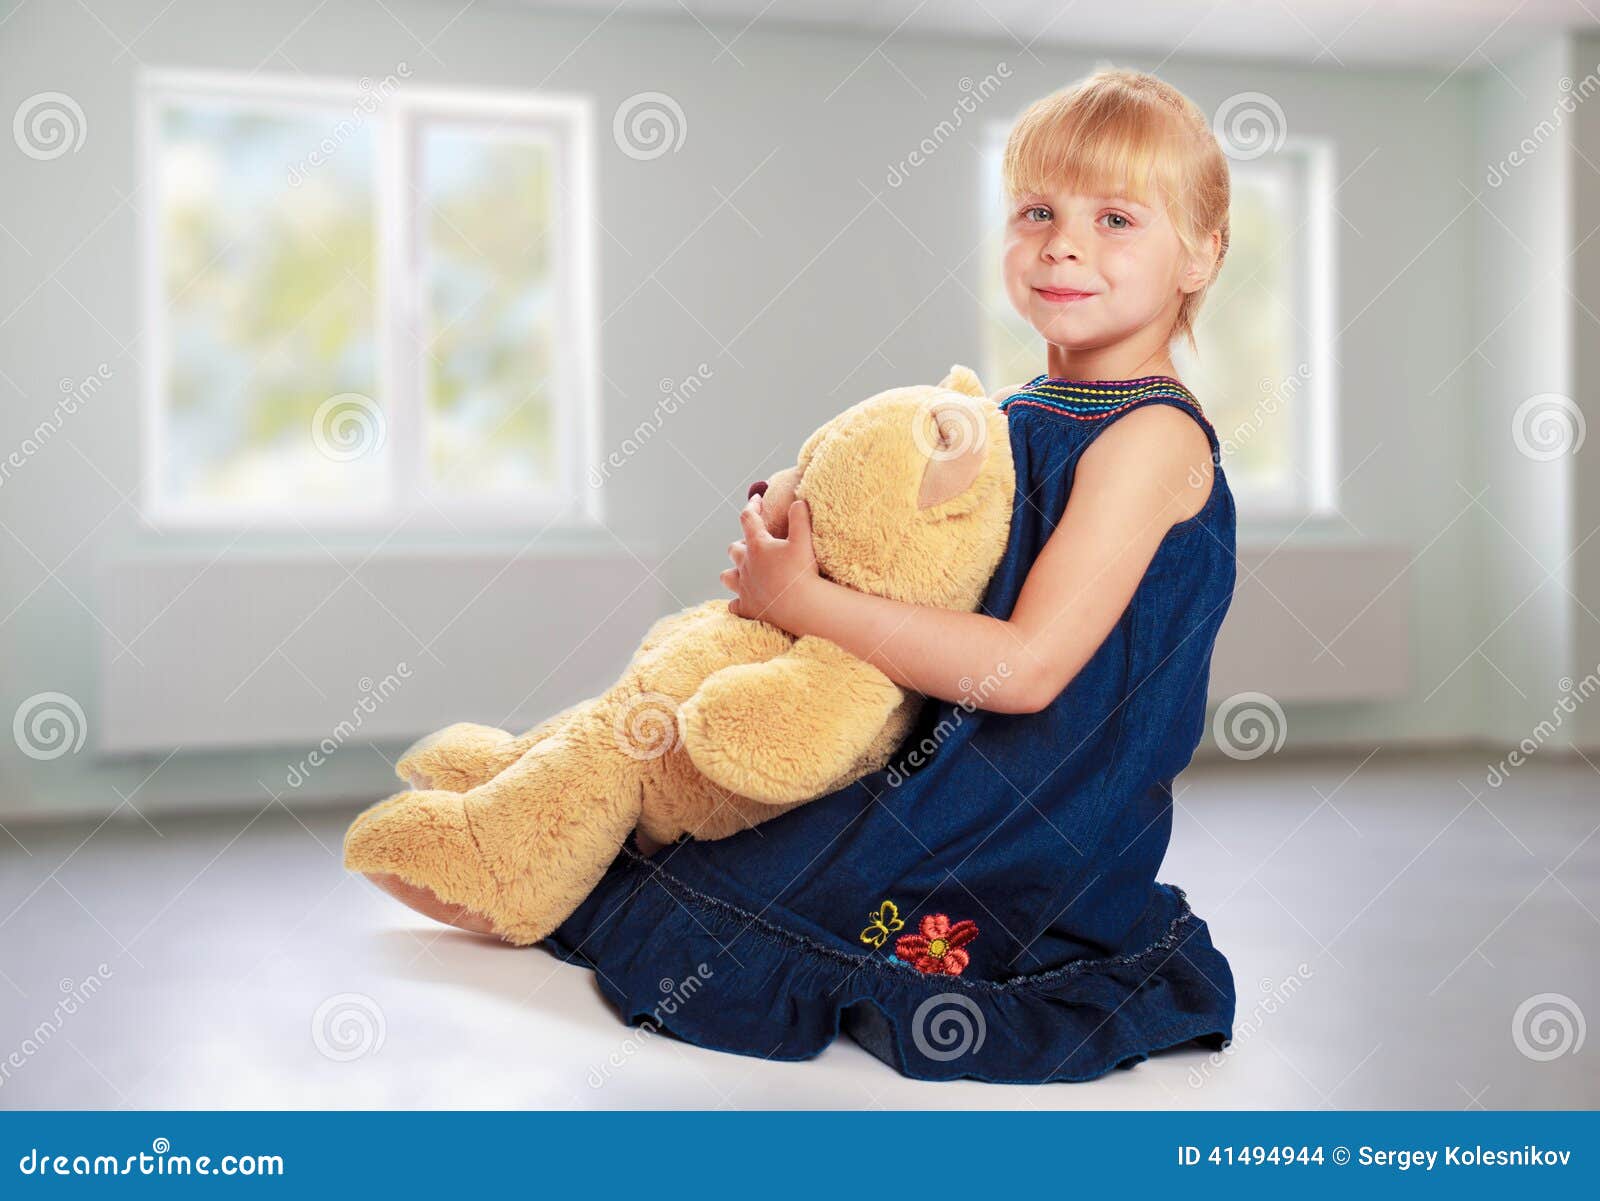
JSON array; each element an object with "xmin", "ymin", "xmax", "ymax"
[
  {"xmin": 139, "ymin": 71, "xmax": 599, "ymax": 528},
  {"xmin": 979, "ymin": 125, "xmax": 1337, "ymax": 520}
]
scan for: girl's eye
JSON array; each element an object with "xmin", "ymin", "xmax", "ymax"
[
  {"xmin": 1021, "ymin": 205, "xmax": 1051, "ymax": 223},
  {"xmin": 1101, "ymin": 212, "xmax": 1133, "ymax": 230}
]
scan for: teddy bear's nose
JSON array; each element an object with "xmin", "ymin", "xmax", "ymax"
[{"xmin": 747, "ymin": 479, "xmax": 768, "ymax": 499}]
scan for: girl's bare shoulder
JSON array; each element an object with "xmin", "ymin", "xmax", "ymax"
[{"xmin": 1078, "ymin": 403, "xmax": 1215, "ymax": 521}]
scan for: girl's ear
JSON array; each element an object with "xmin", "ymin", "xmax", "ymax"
[{"xmin": 1181, "ymin": 229, "xmax": 1223, "ymax": 294}]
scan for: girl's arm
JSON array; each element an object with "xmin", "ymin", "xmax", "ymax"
[{"xmin": 723, "ymin": 404, "xmax": 1214, "ymax": 714}]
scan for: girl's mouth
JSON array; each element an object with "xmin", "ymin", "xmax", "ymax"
[{"xmin": 1034, "ymin": 287, "xmax": 1098, "ymax": 304}]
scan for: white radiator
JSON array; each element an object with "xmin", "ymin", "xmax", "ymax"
[
  {"xmin": 95, "ymin": 542, "xmax": 1408, "ymax": 755},
  {"xmin": 97, "ymin": 546, "xmax": 667, "ymax": 753},
  {"xmin": 1209, "ymin": 544, "xmax": 1412, "ymax": 702}
]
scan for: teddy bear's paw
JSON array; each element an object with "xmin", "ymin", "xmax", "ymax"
[
  {"xmin": 679, "ymin": 636, "xmax": 904, "ymax": 804},
  {"xmin": 395, "ymin": 723, "xmax": 521, "ymax": 793},
  {"xmin": 343, "ymin": 788, "xmax": 505, "ymax": 936}
]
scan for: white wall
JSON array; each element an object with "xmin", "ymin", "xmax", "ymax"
[
  {"xmin": 1467, "ymin": 34, "xmax": 1600, "ymax": 756},
  {"xmin": 1574, "ymin": 32, "xmax": 1600, "ymax": 751},
  {"xmin": 0, "ymin": 0, "xmax": 1574, "ymax": 821}
]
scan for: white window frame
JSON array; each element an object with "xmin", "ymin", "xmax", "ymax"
[{"xmin": 137, "ymin": 69, "xmax": 601, "ymax": 531}]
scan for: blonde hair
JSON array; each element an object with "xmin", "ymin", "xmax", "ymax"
[{"xmin": 1001, "ymin": 67, "xmax": 1231, "ymax": 354}]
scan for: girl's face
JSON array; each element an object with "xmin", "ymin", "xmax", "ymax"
[{"xmin": 1002, "ymin": 185, "xmax": 1198, "ymax": 356}]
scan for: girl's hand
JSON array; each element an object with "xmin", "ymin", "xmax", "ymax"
[{"xmin": 722, "ymin": 493, "xmax": 821, "ymax": 628}]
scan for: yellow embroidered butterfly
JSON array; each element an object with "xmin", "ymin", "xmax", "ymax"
[{"xmin": 859, "ymin": 900, "xmax": 905, "ymax": 948}]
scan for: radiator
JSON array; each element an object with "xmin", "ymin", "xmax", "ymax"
[
  {"xmin": 1209, "ymin": 543, "xmax": 1412, "ymax": 702},
  {"xmin": 97, "ymin": 546, "xmax": 667, "ymax": 753}
]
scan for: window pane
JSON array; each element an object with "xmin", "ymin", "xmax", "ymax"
[
  {"xmin": 420, "ymin": 124, "xmax": 559, "ymax": 496},
  {"xmin": 1172, "ymin": 165, "xmax": 1298, "ymax": 507},
  {"xmin": 157, "ymin": 103, "xmax": 380, "ymax": 510}
]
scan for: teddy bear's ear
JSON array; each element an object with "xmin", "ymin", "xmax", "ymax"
[
  {"xmin": 795, "ymin": 421, "xmax": 830, "ymax": 473},
  {"xmin": 937, "ymin": 364, "xmax": 986, "ymax": 398},
  {"xmin": 917, "ymin": 401, "xmax": 990, "ymax": 509}
]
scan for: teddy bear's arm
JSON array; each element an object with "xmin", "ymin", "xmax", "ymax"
[{"xmin": 678, "ymin": 635, "xmax": 905, "ymax": 805}]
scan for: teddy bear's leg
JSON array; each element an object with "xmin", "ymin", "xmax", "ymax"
[
  {"xmin": 345, "ymin": 719, "xmax": 641, "ymax": 946},
  {"xmin": 679, "ymin": 634, "xmax": 906, "ymax": 805},
  {"xmin": 394, "ymin": 703, "xmax": 583, "ymax": 792},
  {"xmin": 394, "ymin": 723, "xmax": 516, "ymax": 791},
  {"xmin": 391, "ymin": 605, "xmax": 729, "ymax": 794}
]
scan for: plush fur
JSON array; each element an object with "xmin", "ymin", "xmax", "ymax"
[{"xmin": 342, "ymin": 365, "xmax": 1016, "ymax": 945}]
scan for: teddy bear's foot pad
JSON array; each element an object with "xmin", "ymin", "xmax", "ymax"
[{"xmin": 362, "ymin": 871, "xmax": 504, "ymax": 939}]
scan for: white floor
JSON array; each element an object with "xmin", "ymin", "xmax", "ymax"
[{"xmin": 1, "ymin": 751, "xmax": 1595, "ymax": 1110}]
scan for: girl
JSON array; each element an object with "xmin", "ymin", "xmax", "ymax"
[{"xmin": 545, "ymin": 67, "xmax": 1238, "ymax": 1083}]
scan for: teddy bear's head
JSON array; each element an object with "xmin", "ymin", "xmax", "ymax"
[{"xmin": 752, "ymin": 365, "xmax": 1014, "ymax": 613}]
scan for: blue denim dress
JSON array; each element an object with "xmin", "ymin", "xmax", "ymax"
[{"xmin": 546, "ymin": 374, "xmax": 1238, "ymax": 1083}]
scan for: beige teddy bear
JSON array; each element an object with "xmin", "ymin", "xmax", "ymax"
[{"xmin": 342, "ymin": 365, "xmax": 1015, "ymax": 945}]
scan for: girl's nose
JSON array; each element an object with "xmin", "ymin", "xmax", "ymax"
[
  {"xmin": 1045, "ymin": 223, "xmax": 1082, "ymax": 261},
  {"xmin": 747, "ymin": 479, "xmax": 768, "ymax": 499}
]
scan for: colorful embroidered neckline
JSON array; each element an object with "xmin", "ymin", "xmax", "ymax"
[{"xmin": 1000, "ymin": 374, "xmax": 1210, "ymax": 430}]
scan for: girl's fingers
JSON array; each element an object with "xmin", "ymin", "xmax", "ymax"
[
  {"xmin": 787, "ymin": 499, "xmax": 812, "ymax": 546},
  {"xmin": 739, "ymin": 496, "xmax": 767, "ymax": 541},
  {"xmin": 720, "ymin": 566, "xmax": 740, "ymax": 591},
  {"xmin": 728, "ymin": 539, "xmax": 746, "ymax": 565}
]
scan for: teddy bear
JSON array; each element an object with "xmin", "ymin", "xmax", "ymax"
[{"xmin": 342, "ymin": 365, "xmax": 1016, "ymax": 945}]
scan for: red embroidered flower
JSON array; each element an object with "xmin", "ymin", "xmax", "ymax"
[{"xmin": 894, "ymin": 913, "xmax": 978, "ymax": 976}]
